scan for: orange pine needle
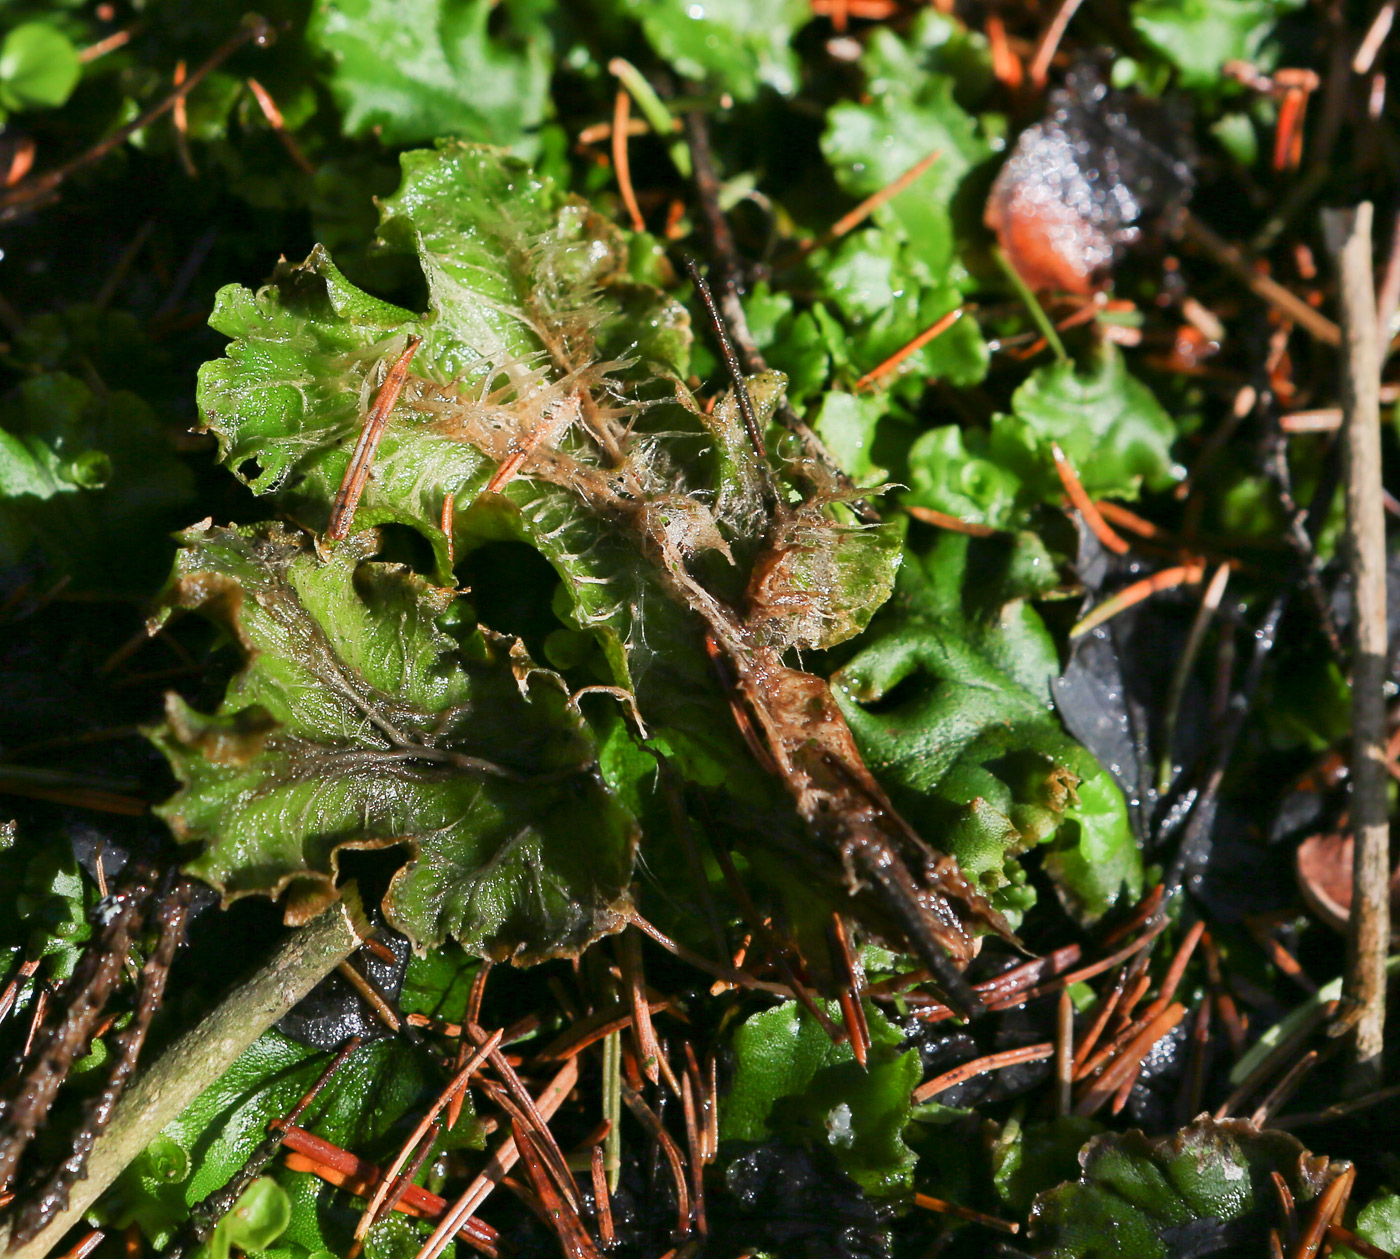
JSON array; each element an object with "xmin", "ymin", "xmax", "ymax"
[
  {"xmin": 440, "ymin": 493, "xmax": 455, "ymax": 567},
  {"xmin": 854, "ymin": 306, "xmax": 962, "ymax": 391},
  {"xmin": 1273, "ymin": 87, "xmax": 1307, "ymax": 172},
  {"xmin": 1070, "ymin": 971, "xmax": 1128, "ymax": 1077},
  {"xmin": 611, "ymin": 88, "xmax": 645, "ymax": 232},
  {"xmin": 58, "ymin": 1230, "xmax": 104, "ymax": 1259},
  {"xmin": 1051, "ymin": 442, "xmax": 1130, "ymax": 554},
  {"xmin": 327, "ymin": 335, "xmax": 423, "ymax": 541},
  {"xmin": 247, "ymin": 77, "xmax": 316, "ymax": 175},
  {"xmin": 913, "ymin": 1042, "xmax": 1054, "ymax": 1103},
  {"xmin": 913, "ymin": 1194, "xmax": 1020, "ymax": 1234},
  {"xmin": 353, "ymin": 1029, "xmax": 502, "ymax": 1240},
  {"xmin": 1145, "ymin": 918, "xmax": 1207, "ymax": 1016},
  {"xmin": 1074, "ymin": 1003, "xmax": 1185, "ymax": 1116},
  {"xmin": 809, "ymin": 0, "xmax": 899, "ymax": 22},
  {"xmin": 79, "ymin": 27, "xmax": 133, "ymax": 62},
  {"xmin": 1071, "ymin": 562, "xmax": 1206, "ymax": 639},
  {"xmin": 1095, "ymin": 499, "xmax": 1163, "ymax": 538},
  {"xmin": 1328, "ymin": 1223, "xmax": 1400, "ymax": 1259},
  {"xmin": 485, "ymin": 394, "xmax": 578, "ymax": 495},
  {"xmin": 279, "ymin": 1136, "xmax": 499, "ymax": 1256},
  {"xmin": 1292, "ymin": 1164, "xmax": 1354, "ymax": 1259},
  {"xmin": 986, "ymin": 16, "xmax": 1023, "ymax": 89},
  {"xmin": 171, "ymin": 60, "xmax": 194, "ymax": 178},
  {"xmin": 904, "ymin": 504, "xmax": 1000, "ymax": 537},
  {"xmin": 6, "ymin": 137, "xmax": 34, "ymax": 187},
  {"xmin": 807, "ymin": 149, "xmax": 941, "ymax": 253},
  {"xmin": 589, "ymin": 1145, "xmax": 615, "ymax": 1248}
]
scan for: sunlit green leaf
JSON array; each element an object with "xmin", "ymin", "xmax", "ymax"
[
  {"xmin": 722, "ymin": 1000, "xmax": 920, "ymax": 1196},
  {"xmin": 614, "ymin": 0, "xmax": 811, "ymax": 100},
  {"xmin": 201, "ymin": 1177, "xmax": 290, "ymax": 1259},
  {"xmin": 1131, "ymin": 0, "xmax": 1306, "ymax": 89},
  {"xmin": 0, "ymin": 22, "xmax": 81, "ymax": 113},
  {"xmin": 822, "ymin": 18, "xmax": 991, "ymax": 276},
  {"xmin": 307, "ymin": 0, "xmax": 552, "ymax": 149}
]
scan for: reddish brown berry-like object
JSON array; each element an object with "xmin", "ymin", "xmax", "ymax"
[{"xmin": 986, "ymin": 65, "xmax": 1193, "ymax": 294}]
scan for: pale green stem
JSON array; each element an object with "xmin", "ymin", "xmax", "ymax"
[
  {"xmin": 993, "ymin": 246, "xmax": 1069, "ymax": 363},
  {"xmin": 3, "ymin": 897, "xmax": 369, "ymax": 1259}
]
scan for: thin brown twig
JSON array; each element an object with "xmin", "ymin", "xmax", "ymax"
[
  {"xmin": 1, "ymin": 16, "xmax": 269, "ymax": 217},
  {"xmin": 1274, "ymin": 1079, "xmax": 1400, "ymax": 1127},
  {"xmin": 1055, "ymin": 988, "xmax": 1074, "ymax": 1116},
  {"xmin": 0, "ymin": 868, "xmax": 155, "ymax": 1189},
  {"xmin": 15, "ymin": 884, "xmax": 193, "ymax": 1243},
  {"xmin": 1324, "ymin": 203, "xmax": 1390, "ymax": 1093},
  {"xmin": 1181, "ymin": 211, "xmax": 1341, "ymax": 346}
]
